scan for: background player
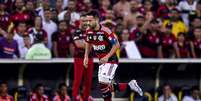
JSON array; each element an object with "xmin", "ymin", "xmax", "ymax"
[
  {"xmin": 83, "ymin": 11, "xmax": 143, "ymax": 101},
  {"xmin": 72, "ymin": 14, "xmax": 94, "ymax": 101}
]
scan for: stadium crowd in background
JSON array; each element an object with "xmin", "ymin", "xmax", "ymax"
[{"xmin": 0, "ymin": 0, "xmax": 200, "ymax": 59}]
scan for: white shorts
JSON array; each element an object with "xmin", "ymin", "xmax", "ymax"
[{"xmin": 98, "ymin": 63, "xmax": 118, "ymax": 84}]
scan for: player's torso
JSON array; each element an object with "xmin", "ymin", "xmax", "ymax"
[{"xmin": 86, "ymin": 29, "xmax": 118, "ymax": 63}]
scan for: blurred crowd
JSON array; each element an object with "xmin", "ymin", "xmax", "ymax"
[
  {"xmin": 0, "ymin": 81, "xmax": 200, "ymax": 101},
  {"xmin": 0, "ymin": 0, "xmax": 201, "ymax": 59}
]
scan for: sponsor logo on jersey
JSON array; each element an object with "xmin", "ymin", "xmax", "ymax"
[{"xmin": 93, "ymin": 45, "xmax": 106, "ymax": 51}]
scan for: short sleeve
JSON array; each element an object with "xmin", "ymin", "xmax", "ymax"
[{"xmin": 73, "ymin": 29, "xmax": 82, "ymax": 41}]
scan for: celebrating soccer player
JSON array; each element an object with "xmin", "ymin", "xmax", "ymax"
[
  {"xmin": 72, "ymin": 14, "xmax": 94, "ymax": 101},
  {"xmin": 83, "ymin": 11, "xmax": 143, "ymax": 101}
]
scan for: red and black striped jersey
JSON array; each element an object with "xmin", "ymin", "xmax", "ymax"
[{"xmin": 85, "ymin": 25, "xmax": 118, "ymax": 63}]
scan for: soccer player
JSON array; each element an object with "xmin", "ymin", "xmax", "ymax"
[
  {"xmin": 0, "ymin": 81, "xmax": 13, "ymax": 101},
  {"xmin": 83, "ymin": 11, "xmax": 143, "ymax": 101},
  {"xmin": 53, "ymin": 83, "xmax": 70, "ymax": 101},
  {"xmin": 72, "ymin": 14, "xmax": 94, "ymax": 101}
]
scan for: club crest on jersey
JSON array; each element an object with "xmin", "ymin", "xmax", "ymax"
[
  {"xmin": 98, "ymin": 35, "xmax": 104, "ymax": 41},
  {"xmin": 93, "ymin": 36, "xmax": 97, "ymax": 40}
]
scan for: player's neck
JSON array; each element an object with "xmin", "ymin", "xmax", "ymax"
[{"xmin": 94, "ymin": 24, "xmax": 100, "ymax": 31}]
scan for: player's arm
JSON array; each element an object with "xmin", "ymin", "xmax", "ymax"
[
  {"xmin": 84, "ymin": 42, "xmax": 92, "ymax": 58},
  {"xmin": 106, "ymin": 35, "xmax": 120, "ymax": 58},
  {"xmin": 74, "ymin": 40, "xmax": 86, "ymax": 49},
  {"xmin": 83, "ymin": 42, "xmax": 92, "ymax": 68}
]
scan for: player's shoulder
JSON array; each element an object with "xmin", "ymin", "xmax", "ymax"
[{"xmin": 101, "ymin": 25, "xmax": 112, "ymax": 35}]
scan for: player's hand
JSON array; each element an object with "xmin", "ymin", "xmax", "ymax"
[
  {"xmin": 100, "ymin": 56, "xmax": 109, "ymax": 64},
  {"xmin": 83, "ymin": 57, "xmax": 88, "ymax": 68}
]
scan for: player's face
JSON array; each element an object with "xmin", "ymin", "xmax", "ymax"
[
  {"xmin": 80, "ymin": 16, "xmax": 89, "ymax": 30},
  {"xmin": 86, "ymin": 15, "xmax": 98, "ymax": 29},
  {"xmin": 60, "ymin": 86, "xmax": 67, "ymax": 95},
  {"xmin": 0, "ymin": 84, "xmax": 8, "ymax": 93}
]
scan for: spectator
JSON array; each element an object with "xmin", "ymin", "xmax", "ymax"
[
  {"xmin": 99, "ymin": 0, "xmax": 111, "ymax": 19},
  {"xmin": 52, "ymin": 20, "xmax": 74, "ymax": 58},
  {"xmin": 189, "ymin": 17, "xmax": 201, "ymax": 39},
  {"xmin": 100, "ymin": 9, "xmax": 117, "ymax": 31},
  {"xmin": 28, "ymin": 16, "xmax": 48, "ymax": 45},
  {"xmin": 162, "ymin": 8, "xmax": 188, "ymax": 37},
  {"xmin": 115, "ymin": 17, "xmax": 124, "ymax": 37},
  {"xmin": 11, "ymin": 0, "xmax": 31, "ymax": 26},
  {"xmin": 58, "ymin": 0, "xmax": 80, "ymax": 27},
  {"xmin": 56, "ymin": 0, "xmax": 64, "ymax": 14},
  {"xmin": 158, "ymin": 24, "xmax": 176, "ymax": 58},
  {"xmin": 182, "ymin": 86, "xmax": 201, "ymax": 101},
  {"xmin": 158, "ymin": 84, "xmax": 178, "ymax": 101},
  {"xmin": 53, "ymin": 83, "xmax": 70, "ymax": 101},
  {"xmin": 139, "ymin": 19, "xmax": 161, "ymax": 58},
  {"xmin": 120, "ymin": 29, "xmax": 130, "ymax": 58},
  {"xmin": 123, "ymin": 0, "xmax": 141, "ymax": 29},
  {"xmin": 0, "ymin": 1, "xmax": 10, "ymax": 31},
  {"xmin": 42, "ymin": 8, "xmax": 57, "ymax": 49},
  {"xmin": 173, "ymin": 32, "xmax": 190, "ymax": 58},
  {"xmin": 177, "ymin": 0, "xmax": 197, "ymax": 26},
  {"xmin": 129, "ymin": 15, "xmax": 146, "ymax": 42},
  {"xmin": 157, "ymin": 0, "xmax": 177, "ymax": 20},
  {"xmin": 143, "ymin": 0, "xmax": 154, "ymax": 13},
  {"xmin": 113, "ymin": 0, "xmax": 130, "ymax": 17},
  {"xmin": 25, "ymin": 32, "xmax": 51, "ymax": 59},
  {"xmin": 30, "ymin": 83, "xmax": 50, "ymax": 101},
  {"xmin": 20, "ymin": 35, "xmax": 31, "ymax": 59},
  {"xmin": 13, "ymin": 22, "xmax": 32, "ymax": 57},
  {"xmin": 130, "ymin": 14, "xmax": 152, "ymax": 42},
  {"xmin": 25, "ymin": 0, "xmax": 37, "ymax": 26},
  {"xmin": 0, "ymin": 81, "xmax": 13, "ymax": 101},
  {"xmin": 196, "ymin": 1, "xmax": 201, "ymax": 17},
  {"xmin": 190, "ymin": 27, "xmax": 201, "ymax": 58},
  {"xmin": 51, "ymin": 8, "xmax": 59, "ymax": 24},
  {"xmin": 0, "ymin": 32, "xmax": 19, "ymax": 58}
]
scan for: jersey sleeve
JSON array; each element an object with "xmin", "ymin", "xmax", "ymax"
[
  {"xmin": 73, "ymin": 29, "xmax": 82, "ymax": 41},
  {"xmin": 102, "ymin": 26, "xmax": 118, "ymax": 45}
]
